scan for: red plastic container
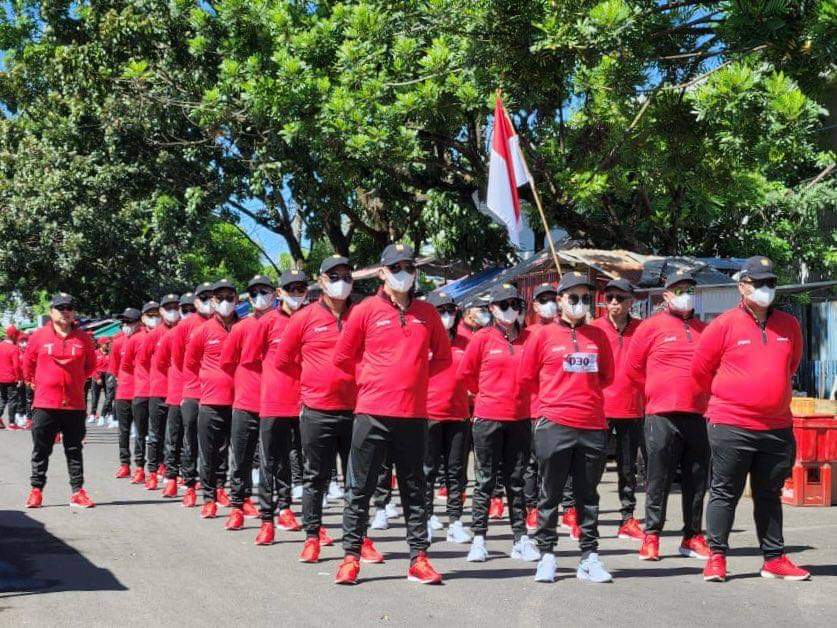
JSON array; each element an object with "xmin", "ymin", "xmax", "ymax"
[
  {"xmin": 782, "ymin": 462, "xmax": 832, "ymax": 507},
  {"xmin": 792, "ymin": 415, "xmax": 837, "ymax": 462}
]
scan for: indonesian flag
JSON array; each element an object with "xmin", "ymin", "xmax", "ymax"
[{"xmin": 486, "ymin": 97, "xmax": 532, "ymax": 247}]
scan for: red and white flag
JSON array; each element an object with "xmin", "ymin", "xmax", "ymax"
[{"xmin": 486, "ymin": 96, "xmax": 532, "ymax": 247}]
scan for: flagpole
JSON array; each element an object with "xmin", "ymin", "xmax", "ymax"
[{"xmin": 498, "ymin": 94, "xmax": 563, "ymax": 279}]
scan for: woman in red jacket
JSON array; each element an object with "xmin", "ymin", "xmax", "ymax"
[{"xmin": 457, "ymin": 284, "xmax": 537, "ymax": 563}]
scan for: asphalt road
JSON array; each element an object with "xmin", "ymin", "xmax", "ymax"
[{"xmin": 0, "ymin": 423, "xmax": 835, "ymax": 627}]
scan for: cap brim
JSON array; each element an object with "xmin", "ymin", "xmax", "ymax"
[{"xmin": 744, "ymin": 271, "xmax": 777, "ymax": 281}]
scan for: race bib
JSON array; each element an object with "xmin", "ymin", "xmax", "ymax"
[{"xmin": 563, "ymin": 352, "xmax": 598, "ymax": 373}]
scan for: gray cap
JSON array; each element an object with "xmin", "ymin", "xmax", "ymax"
[
  {"xmin": 380, "ymin": 243, "xmax": 415, "ymax": 266},
  {"xmin": 141, "ymin": 301, "xmax": 160, "ymax": 315},
  {"xmin": 738, "ymin": 256, "xmax": 777, "ymax": 281},
  {"xmin": 160, "ymin": 293, "xmax": 180, "ymax": 307},
  {"xmin": 194, "ymin": 281, "xmax": 214, "ymax": 297},
  {"xmin": 557, "ymin": 271, "xmax": 595, "ymax": 294},
  {"xmin": 50, "ymin": 292, "xmax": 75, "ymax": 308},
  {"xmin": 533, "ymin": 283, "xmax": 558, "ymax": 299},
  {"xmin": 246, "ymin": 275, "xmax": 275, "ymax": 291},
  {"xmin": 212, "ymin": 278, "xmax": 237, "ymax": 293},
  {"xmin": 280, "ymin": 270, "xmax": 308, "ymax": 288},
  {"xmin": 179, "ymin": 293, "xmax": 194, "ymax": 306},
  {"xmin": 664, "ymin": 269, "xmax": 696, "ymax": 289},
  {"xmin": 427, "ymin": 291, "xmax": 455, "ymax": 307},
  {"xmin": 489, "ymin": 283, "xmax": 520, "ymax": 303},
  {"xmin": 119, "ymin": 307, "xmax": 141, "ymax": 322},
  {"xmin": 604, "ymin": 278, "xmax": 635, "ymax": 295},
  {"xmin": 320, "ymin": 255, "xmax": 351, "ymax": 274}
]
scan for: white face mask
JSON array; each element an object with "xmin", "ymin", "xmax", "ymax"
[
  {"xmin": 473, "ymin": 309, "xmax": 491, "ymax": 327},
  {"xmin": 196, "ymin": 299, "xmax": 214, "ymax": 316},
  {"xmin": 385, "ymin": 270, "xmax": 414, "ymax": 293},
  {"xmin": 216, "ymin": 300, "xmax": 235, "ymax": 317},
  {"xmin": 121, "ymin": 324, "xmax": 135, "ymax": 336},
  {"xmin": 181, "ymin": 311, "xmax": 193, "ymax": 320},
  {"xmin": 536, "ymin": 301, "xmax": 557, "ymax": 320},
  {"xmin": 491, "ymin": 306, "xmax": 517, "ymax": 325},
  {"xmin": 144, "ymin": 316, "xmax": 159, "ymax": 329},
  {"xmin": 253, "ymin": 294, "xmax": 274, "ymax": 311},
  {"xmin": 163, "ymin": 309, "xmax": 180, "ymax": 324},
  {"xmin": 748, "ymin": 286, "xmax": 775, "ymax": 308},
  {"xmin": 283, "ymin": 295, "xmax": 304, "ymax": 311},
  {"xmin": 440, "ymin": 312, "xmax": 456, "ymax": 330},
  {"xmin": 669, "ymin": 293, "xmax": 694, "ymax": 312},
  {"xmin": 324, "ymin": 280, "xmax": 352, "ymax": 300},
  {"xmin": 564, "ymin": 302, "xmax": 589, "ymax": 320}
]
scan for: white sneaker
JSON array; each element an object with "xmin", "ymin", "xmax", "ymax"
[
  {"xmin": 369, "ymin": 509, "xmax": 389, "ymax": 530},
  {"xmin": 97, "ymin": 416, "xmax": 105, "ymax": 427},
  {"xmin": 292, "ymin": 485, "xmax": 303, "ymax": 501},
  {"xmin": 384, "ymin": 502, "xmax": 399, "ymax": 519},
  {"xmin": 322, "ymin": 495, "xmax": 329, "ymax": 509},
  {"xmin": 446, "ymin": 520, "xmax": 472, "ymax": 544},
  {"xmin": 86, "ymin": 414, "xmax": 95, "ymax": 424},
  {"xmin": 511, "ymin": 535, "xmax": 541, "ymax": 562},
  {"xmin": 108, "ymin": 418, "xmax": 118, "ymax": 429},
  {"xmin": 535, "ymin": 552, "xmax": 557, "ymax": 583},
  {"xmin": 327, "ymin": 480, "xmax": 344, "ymax": 502},
  {"xmin": 427, "ymin": 523, "xmax": 433, "ymax": 543},
  {"xmin": 466, "ymin": 535, "xmax": 488, "ymax": 562},
  {"xmin": 428, "ymin": 515, "xmax": 444, "ymax": 530},
  {"xmin": 577, "ymin": 552, "xmax": 612, "ymax": 583}
]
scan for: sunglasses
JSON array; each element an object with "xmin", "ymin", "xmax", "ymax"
[
  {"xmin": 197, "ymin": 294, "xmax": 212, "ymax": 302},
  {"xmin": 54, "ymin": 305, "xmax": 75, "ymax": 312},
  {"xmin": 494, "ymin": 300, "xmax": 523, "ymax": 312},
  {"xmin": 536, "ymin": 295, "xmax": 556, "ymax": 304},
  {"xmin": 565, "ymin": 294, "xmax": 592, "ymax": 305},
  {"xmin": 248, "ymin": 288, "xmax": 273, "ymax": 298},
  {"xmin": 214, "ymin": 294, "xmax": 236, "ymax": 303},
  {"xmin": 181, "ymin": 306, "xmax": 196, "ymax": 314},
  {"xmin": 437, "ymin": 305, "xmax": 456, "ymax": 315},
  {"xmin": 605, "ymin": 293, "xmax": 627, "ymax": 303},
  {"xmin": 672, "ymin": 287, "xmax": 695, "ymax": 296},
  {"xmin": 744, "ymin": 278, "xmax": 777, "ymax": 289},
  {"xmin": 284, "ymin": 283, "xmax": 308, "ymax": 294},
  {"xmin": 325, "ymin": 272, "xmax": 354, "ymax": 283},
  {"xmin": 387, "ymin": 263, "xmax": 416, "ymax": 274}
]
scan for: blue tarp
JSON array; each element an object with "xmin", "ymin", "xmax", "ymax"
[{"xmin": 430, "ymin": 267, "xmax": 504, "ymax": 302}]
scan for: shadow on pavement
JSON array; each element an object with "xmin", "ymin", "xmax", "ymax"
[{"xmin": 0, "ymin": 510, "xmax": 126, "ymax": 597}]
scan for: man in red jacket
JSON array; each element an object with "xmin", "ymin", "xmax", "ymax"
[
  {"xmin": 626, "ymin": 270, "xmax": 710, "ymax": 562},
  {"xmin": 184, "ymin": 278, "xmax": 240, "ymax": 519},
  {"xmin": 333, "ymin": 243, "xmax": 451, "ymax": 585},
  {"xmin": 590, "ymin": 278, "xmax": 645, "ymax": 541},
  {"xmin": 23, "ymin": 293, "xmax": 97, "ymax": 509},
  {"xmin": 693, "ymin": 256, "xmax": 810, "ymax": 582},
  {"xmin": 518, "ymin": 272, "xmax": 615, "ymax": 584},
  {"xmin": 220, "ymin": 275, "xmax": 277, "ymax": 530},
  {"xmin": 0, "ymin": 325, "xmax": 22, "ymax": 429},
  {"xmin": 112, "ymin": 308, "xmax": 141, "ymax": 479}
]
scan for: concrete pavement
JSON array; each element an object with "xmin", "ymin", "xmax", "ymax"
[{"xmin": 0, "ymin": 424, "xmax": 835, "ymax": 627}]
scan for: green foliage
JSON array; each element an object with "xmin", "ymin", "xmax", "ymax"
[{"xmin": 181, "ymin": 221, "xmax": 263, "ymax": 290}]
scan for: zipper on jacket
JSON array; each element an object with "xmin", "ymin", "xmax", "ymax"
[
  {"xmin": 683, "ymin": 319, "xmax": 692, "ymax": 343},
  {"xmin": 571, "ymin": 326, "xmax": 580, "ymax": 352}
]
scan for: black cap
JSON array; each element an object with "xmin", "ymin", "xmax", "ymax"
[
  {"xmin": 160, "ymin": 293, "xmax": 179, "ymax": 307},
  {"xmin": 533, "ymin": 283, "xmax": 558, "ymax": 299},
  {"xmin": 179, "ymin": 293, "xmax": 194, "ymax": 306},
  {"xmin": 246, "ymin": 275, "xmax": 275, "ymax": 291},
  {"xmin": 141, "ymin": 301, "xmax": 160, "ymax": 315},
  {"xmin": 427, "ymin": 291, "xmax": 455, "ymax": 307},
  {"xmin": 664, "ymin": 269, "xmax": 696, "ymax": 289},
  {"xmin": 380, "ymin": 243, "xmax": 415, "ymax": 266},
  {"xmin": 604, "ymin": 278, "xmax": 635, "ymax": 295},
  {"xmin": 50, "ymin": 293, "xmax": 75, "ymax": 308},
  {"xmin": 194, "ymin": 281, "xmax": 214, "ymax": 297},
  {"xmin": 119, "ymin": 307, "xmax": 141, "ymax": 322},
  {"xmin": 280, "ymin": 269, "xmax": 308, "ymax": 288},
  {"xmin": 320, "ymin": 255, "xmax": 351, "ymax": 274},
  {"xmin": 489, "ymin": 283, "xmax": 520, "ymax": 303},
  {"xmin": 212, "ymin": 278, "xmax": 237, "ymax": 293},
  {"xmin": 738, "ymin": 256, "xmax": 777, "ymax": 281},
  {"xmin": 463, "ymin": 298, "xmax": 488, "ymax": 310},
  {"xmin": 557, "ymin": 271, "xmax": 595, "ymax": 294}
]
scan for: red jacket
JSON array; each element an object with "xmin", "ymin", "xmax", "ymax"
[
  {"xmin": 590, "ymin": 316, "xmax": 644, "ymax": 419},
  {"xmin": 428, "ymin": 332, "xmax": 470, "ymax": 421},
  {"xmin": 0, "ymin": 339, "xmax": 21, "ymax": 383},
  {"xmin": 625, "ymin": 309, "xmax": 708, "ymax": 416},
  {"xmin": 275, "ymin": 299, "xmax": 355, "ymax": 412},
  {"xmin": 518, "ymin": 319, "xmax": 614, "ymax": 430},
  {"xmin": 333, "ymin": 289, "xmax": 452, "ymax": 418},
  {"xmin": 184, "ymin": 315, "xmax": 238, "ymax": 406},
  {"xmin": 220, "ymin": 315, "xmax": 263, "ymax": 413},
  {"xmin": 145, "ymin": 324, "xmax": 174, "ymax": 398},
  {"xmin": 92, "ymin": 349, "xmax": 108, "ymax": 380},
  {"xmin": 154, "ymin": 325, "xmax": 180, "ymax": 406},
  {"xmin": 457, "ymin": 325, "xmax": 530, "ymax": 420},
  {"xmin": 23, "ymin": 324, "xmax": 96, "ymax": 410},
  {"xmin": 256, "ymin": 308, "xmax": 301, "ymax": 417},
  {"xmin": 172, "ymin": 314, "xmax": 209, "ymax": 401},
  {"xmin": 108, "ymin": 332, "xmax": 124, "ymax": 378},
  {"xmin": 692, "ymin": 305, "xmax": 802, "ymax": 430},
  {"xmin": 116, "ymin": 329, "xmax": 145, "ymax": 401},
  {"xmin": 128, "ymin": 327, "xmax": 151, "ymax": 398}
]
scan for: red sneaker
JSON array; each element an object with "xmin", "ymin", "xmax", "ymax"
[
  {"xmin": 390, "ymin": 473, "xmax": 398, "ymax": 490},
  {"xmin": 276, "ymin": 508, "xmax": 302, "ymax": 531},
  {"xmin": 216, "ymin": 488, "xmax": 231, "ymax": 507},
  {"xmin": 569, "ymin": 524, "xmax": 581, "ymax": 541},
  {"xmin": 54, "ymin": 433, "xmax": 61, "ymax": 443},
  {"xmin": 25, "ymin": 488, "xmax": 43, "ymax": 509},
  {"xmin": 639, "ymin": 534, "xmax": 660, "ymax": 561},
  {"xmin": 319, "ymin": 527, "xmax": 335, "ymax": 546},
  {"xmin": 157, "ymin": 464, "xmax": 167, "ymax": 478},
  {"xmin": 200, "ymin": 500, "xmax": 217, "ymax": 519},
  {"xmin": 360, "ymin": 537, "xmax": 384, "ymax": 564},
  {"xmin": 437, "ymin": 486, "xmax": 448, "ymax": 500},
  {"xmin": 182, "ymin": 486, "xmax": 197, "ymax": 508},
  {"xmin": 114, "ymin": 464, "xmax": 131, "ymax": 479},
  {"xmin": 335, "ymin": 555, "xmax": 360, "ymax": 585},
  {"xmin": 70, "ymin": 488, "xmax": 95, "ymax": 508},
  {"xmin": 144, "ymin": 473, "xmax": 158, "ymax": 491},
  {"xmin": 703, "ymin": 553, "xmax": 727, "ymax": 582},
  {"xmin": 162, "ymin": 478, "xmax": 178, "ymax": 498},
  {"xmin": 241, "ymin": 499, "xmax": 259, "ymax": 519},
  {"xmin": 255, "ymin": 521, "xmax": 275, "ymax": 546},
  {"xmin": 407, "ymin": 551, "xmax": 442, "ymax": 584},
  {"xmin": 8, "ymin": 422, "xmax": 20, "ymax": 431},
  {"xmin": 525, "ymin": 507, "xmax": 539, "ymax": 532},
  {"xmin": 23, "ymin": 419, "xmax": 32, "ymax": 430},
  {"xmin": 488, "ymin": 497, "xmax": 505, "ymax": 519},
  {"xmin": 560, "ymin": 506, "xmax": 577, "ymax": 529},
  {"xmin": 760, "ymin": 555, "xmax": 811, "ymax": 581},
  {"xmin": 617, "ymin": 517, "xmax": 644, "ymax": 541},
  {"xmin": 195, "ymin": 481, "xmax": 202, "ymax": 490},
  {"xmin": 177, "ymin": 476, "xmax": 185, "ymax": 486},
  {"xmin": 679, "ymin": 534, "xmax": 710, "ymax": 560},
  {"xmin": 225, "ymin": 508, "xmax": 244, "ymax": 530},
  {"xmin": 131, "ymin": 468, "xmax": 145, "ymax": 484},
  {"xmin": 299, "ymin": 537, "xmax": 321, "ymax": 562}
]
